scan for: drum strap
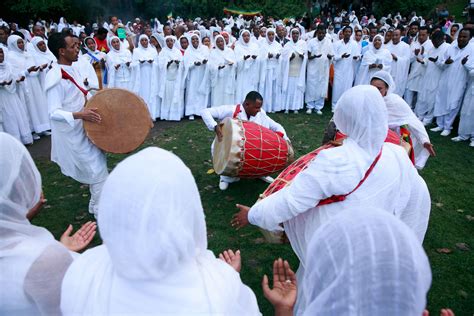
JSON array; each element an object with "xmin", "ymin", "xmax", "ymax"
[
  {"xmin": 232, "ymin": 104, "xmax": 241, "ymax": 118},
  {"xmin": 317, "ymin": 149, "xmax": 383, "ymax": 206},
  {"xmin": 61, "ymin": 68, "xmax": 89, "ymax": 96}
]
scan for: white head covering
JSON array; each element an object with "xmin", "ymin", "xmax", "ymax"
[
  {"xmin": 107, "ymin": 36, "xmax": 132, "ymax": 64},
  {"xmin": 160, "ymin": 35, "xmax": 182, "ymax": 61},
  {"xmin": 132, "ymin": 34, "xmax": 158, "ymax": 61},
  {"xmin": 371, "ymin": 70, "xmax": 431, "ymax": 169},
  {"xmin": 6, "ymin": 35, "xmax": 36, "ymax": 77},
  {"xmin": 0, "ymin": 132, "xmax": 71, "ymax": 314},
  {"xmin": 211, "ymin": 35, "xmax": 236, "ymax": 64},
  {"xmin": 60, "ymin": 148, "xmax": 260, "ymax": 315},
  {"xmin": 284, "ymin": 27, "xmax": 306, "ymax": 55},
  {"xmin": 260, "ymin": 28, "xmax": 282, "ymax": 56},
  {"xmin": 0, "ymin": 46, "xmax": 13, "ymax": 82},
  {"xmin": 303, "ymin": 208, "xmax": 432, "ymax": 315},
  {"xmin": 183, "ymin": 33, "xmax": 208, "ymax": 68},
  {"xmin": 30, "ymin": 36, "xmax": 56, "ymax": 65},
  {"xmin": 234, "ymin": 29, "xmax": 260, "ymax": 59},
  {"xmin": 334, "ymin": 85, "xmax": 388, "ymax": 158}
]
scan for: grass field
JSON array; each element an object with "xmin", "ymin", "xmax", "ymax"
[{"xmin": 31, "ymin": 109, "xmax": 473, "ymax": 315}]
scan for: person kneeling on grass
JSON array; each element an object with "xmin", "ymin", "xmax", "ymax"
[
  {"xmin": 262, "ymin": 208, "xmax": 438, "ymax": 316},
  {"xmin": 60, "ymin": 147, "xmax": 261, "ymax": 315},
  {"xmin": 0, "ymin": 132, "xmax": 96, "ymax": 315}
]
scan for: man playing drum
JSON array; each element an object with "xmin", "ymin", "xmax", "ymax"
[
  {"xmin": 45, "ymin": 33, "xmax": 108, "ymax": 217},
  {"xmin": 201, "ymin": 91, "xmax": 289, "ymax": 191}
]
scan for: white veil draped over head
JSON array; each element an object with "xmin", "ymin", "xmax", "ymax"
[
  {"xmin": 303, "ymin": 208, "xmax": 432, "ymax": 315},
  {"xmin": 61, "ymin": 147, "xmax": 260, "ymax": 315}
]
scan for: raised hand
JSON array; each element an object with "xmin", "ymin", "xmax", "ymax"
[
  {"xmin": 462, "ymin": 55, "xmax": 469, "ymax": 65},
  {"xmin": 445, "ymin": 56, "xmax": 453, "ymax": 65},
  {"xmin": 391, "ymin": 53, "xmax": 398, "ymax": 61},
  {"xmin": 60, "ymin": 221, "xmax": 97, "ymax": 252},
  {"xmin": 218, "ymin": 249, "xmax": 241, "ymax": 273},
  {"xmin": 115, "ymin": 64, "xmax": 121, "ymax": 70},
  {"xmin": 262, "ymin": 258, "xmax": 297, "ymax": 316}
]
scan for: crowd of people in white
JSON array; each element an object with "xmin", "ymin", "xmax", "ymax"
[{"xmin": 0, "ymin": 12, "xmax": 473, "ymax": 147}]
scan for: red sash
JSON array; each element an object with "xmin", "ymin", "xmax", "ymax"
[
  {"xmin": 400, "ymin": 126, "xmax": 415, "ymax": 165},
  {"xmin": 317, "ymin": 150, "xmax": 383, "ymax": 206},
  {"xmin": 61, "ymin": 68, "xmax": 88, "ymax": 96},
  {"xmin": 232, "ymin": 104, "xmax": 241, "ymax": 118}
]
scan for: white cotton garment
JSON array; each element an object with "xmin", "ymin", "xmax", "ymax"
[
  {"xmin": 183, "ymin": 33, "xmax": 210, "ymax": 116},
  {"xmin": 302, "ymin": 208, "xmax": 432, "ymax": 316},
  {"xmin": 258, "ymin": 28, "xmax": 283, "ymax": 112},
  {"xmin": 371, "ymin": 70, "xmax": 431, "ymax": 169},
  {"xmin": 331, "ymin": 38, "xmax": 360, "ymax": 109},
  {"xmin": 305, "ymin": 35, "xmax": 334, "ymax": 101},
  {"xmin": 7, "ymin": 35, "xmax": 50, "ymax": 134},
  {"xmin": 458, "ymin": 47, "xmax": 474, "ymax": 138},
  {"xmin": 354, "ymin": 34, "xmax": 392, "ymax": 86},
  {"xmin": 386, "ymin": 40, "xmax": 411, "ymax": 96},
  {"xmin": 0, "ymin": 132, "xmax": 73, "ymax": 315},
  {"xmin": 106, "ymin": 36, "xmax": 136, "ymax": 91},
  {"xmin": 248, "ymin": 85, "xmax": 431, "ymax": 314},
  {"xmin": 45, "ymin": 64, "xmax": 108, "ymax": 185},
  {"xmin": 61, "ymin": 147, "xmax": 261, "ymax": 316}
]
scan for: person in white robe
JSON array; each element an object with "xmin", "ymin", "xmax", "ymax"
[
  {"xmin": 0, "ymin": 132, "xmax": 96, "ymax": 315},
  {"xmin": 386, "ymin": 28, "xmax": 411, "ymax": 96},
  {"xmin": 60, "ymin": 147, "xmax": 261, "ymax": 316},
  {"xmin": 431, "ymin": 29, "xmax": 472, "ymax": 136},
  {"xmin": 331, "ymin": 26, "xmax": 360, "ymax": 110},
  {"xmin": 305, "ymin": 25, "xmax": 334, "ymax": 114},
  {"xmin": 297, "ymin": 209, "xmax": 431, "ymax": 315},
  {"xmin": 258, "ymin": 28, "xmax": 283, "ymax": 113},
  {"xmin": 132, "ymin": 34, "xmax": 159, "ymax": 120},
  {"xmin": 354, "ymin": 34, "xmax": 392, "ymax": 86},
  {"xmin": 82, "ymin": 36, "xmax": 107, "ymax": 89},
  {"xmin": 202, "ymin": 35, "xmax": 236, "ymax": 107},
  {"xmin": 200, "ymin": 91, "xmax": 288, "ymax": 191},
  {"xmin": 234, "ymin": 30, "xmax": 261, "ymax": 104},
  {"xmin": 183, "ymin": 33, "xmax": 209, "ymax": 120},
  {"xmin": 404, "ymin": 27, "xmax": 433, "ymax": 108},
  {"xmin": 371, "ymin": 70, "xmax": 435, "ymax": 169},
  {"xmin": 7, "ymin": 35, "xmax": 50, "ymax": 137},
  {"xmin": 0, "ymin": 47, "xmax": 33, "ymax": 144},
  {"xmin": 281, "ymin": 28, "xmax": 307, "ymax": 113},
  {"xmin": 414, "ymin": 30, "xmax": 450, "ymax": 125},
  {"xmin": 232, "ymin": 85, "xmax": 431, "ymax": 314},
  {"xmin": 106, "ymin": 36, "xmax": 135, "ymax": 91},
  {"xmin": 45, "ymin": 33, "xmax": 109, "ymax": 216},
  {"xmin": 452, "ymin": 46, "xmax": 474, "ymax": 147},
  {"xmin": 158, "ymin": 35, "xmax": 184, "ymax": 121},
  {"xmin": 71, "ymin": 37, "xmax": 100, "ymax": 91}
]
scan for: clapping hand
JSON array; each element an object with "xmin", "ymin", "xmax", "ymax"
[
  {"xmin": 428, "ymin": 56, "xmax": 438, "ymax": 62},
  {"xmin": 391, "ymin": 53, "xmax": 398, "ymax": 61},
  {"xmin": 268, "ymin": 53, "xmax": 274, "ymax": 58},
  {"xmin": 252, "ymin": 55, "xmax": 257, "ymax": 59},
  {"xmin": 342, "ymin": 52, "xmax": 350, "ymax": 58},
  {"xmin": 218, "ymin": 249, "xmax": 241, "ymax": 273},
  {"xmin": 115, "ymin": 64, "xmax": 121, "ymax": 70},
  {"xmin": 462, "ymin": 55, "xmax": 469, "ymax": 65},
  {"xmin": 445, "ymin": 56, "xmax": 453, "ymax": 65},
  {"xmin": 148, "ymin": 59, "xmax": 154, "ymax": 64},
  {"xmin": 203, "ymin": 59, "xmax": 208, "ymax": 64},
  {"xmin": 327, "ymin": 54, "xmax": 333, "ymax": 59},
  {"xmin": 16, "ymin": 76, "xmax": 25, "ymax": 83},
  {"xmin": 262, "ymin": 259, "xmax": 297, "ymax": 316},
  {"xmin": 60, "ymin": 221, "xmax": 97, "ymax": 252},
  {"xmin": 174, "ymin": 60, "xmax": 180, "ymax": 64}
]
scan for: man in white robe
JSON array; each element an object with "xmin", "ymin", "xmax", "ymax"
[
  {"xmin": 414, "ymin": 30, "xmax": 450, "ymax": 125},
  {"xmin": 45, "ymin": 33, "xmax": 108, "ymax": 217},
  {"xmin": 200, "ymin": 91, "xmax": 288, "ymax": 190},
  {"xmin": 232, "ymin": 86, "xmax": 430, "ymax": 314},
  {"xmin": 305, "ymin": 25, "xmax": 334, "ymax": 115},
  {"xmin": 404, "ymin": 27, "xmax": 433, "ymax": 108},
  {"xmin": 386, "ymin": 28, "xmax": 411, "ymax": 96},
  {"xmin": 431, "ymin": 28, "xmax": 472, "ymax": 136},
  {"xmin": 331, "ymin": 26, "xmax": 360, "ymax": 111}
]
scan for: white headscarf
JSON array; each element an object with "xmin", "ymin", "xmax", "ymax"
[
  {"xmin": 0, "ymin": 132, "xmax": 69, "ymax": 314},
  {"xmin": 234, "ymin": 29, "xmax": 260, "ymax": 59},
  {"xmin": 29, "ymin": 36, "xmax": 56, "ymax": 65},
  {"xmin": 0, "ymin": 47, "xmax": 13, "ymax": 82},
  {"xmin": 7, "ymin": 35, "xmax": 35, "ymax": 77},
  {"xmin": 183, "ymin": 33, "xmax": 208, "ymax": 68},
  {"xmin": 107, "ymin": 36, "xmax": 132, "ymax": 64},
  {"xmin": 160, "ymin": 35, "xmax": 182, "ymax": 62},
  {"xmin": 60, "ymin": 148, "xmax": 260, "ymax": 315},
  {"xmin": 210, "ymin": 35, "xmax": 236, "ymax": 65},
  {"xmin": 260, "ymin": 28, "xmax": 282, "ymax": 59},
  {"xmin": 303, "ymin": 208, "xmax": 431, "ymax": 315},
  {"xmin": 284, "ymin": 27, "xmax": 307, "ymax": 55},
  {"xmin": 132, "ymin": 34, "xmax": 158, "ymax": 61},
  {"xmin": 334, "ymin": 85, "xmax": 388, "ymax": 158},
  {"xmin": 371, "ymin": 70, "xmax": 431, "ymax": 169}
]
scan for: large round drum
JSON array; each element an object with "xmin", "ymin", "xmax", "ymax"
[
  {"xmin": 83, "ymin": 88, "xmax": 153, "ymax": 154},
  {"xmin": 213, "ymin": 118, "xmax": 294, "ymax": 178}
]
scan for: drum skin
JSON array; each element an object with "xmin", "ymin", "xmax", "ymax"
[
  {"xmin": 83, "ymin": 88, "xmax": 153, "ymax": 154},
  {"xmin": 213, "ymin": 118, "xmax": 294, "ymax": 178}
]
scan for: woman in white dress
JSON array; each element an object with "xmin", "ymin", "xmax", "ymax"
[
  {"xmin": 233, "ymin": 30, "xmax": 260, "ymax": 103},
  {"xmin": 60, "ymin": 147, "xmax": 261, "ymax": 315},
  {"xmin": 106, "ymin": 36, "xmax": 135, "ymax": 91},
  {"xmin": 158, "ymin": 36, "xmax": 184, "ymax": 121},
  {"xmin": 132, "ymin": 34, "xmax": 159, "ymax": 120},
  {"xmin": 258, "ymin": 28, "xmax": 283, "ymax": 112},
  {"xmin": 183, "ymin": 33, "xmax": 209, "ymax": 120},
  {"xmin": 355, "ymin": 34, "xmax": 392, "ymax": 85}
]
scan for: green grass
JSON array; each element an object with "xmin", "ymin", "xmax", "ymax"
[{"xmin": 32, "ymin": 108, "xmax": 473, "ymax": 315}]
